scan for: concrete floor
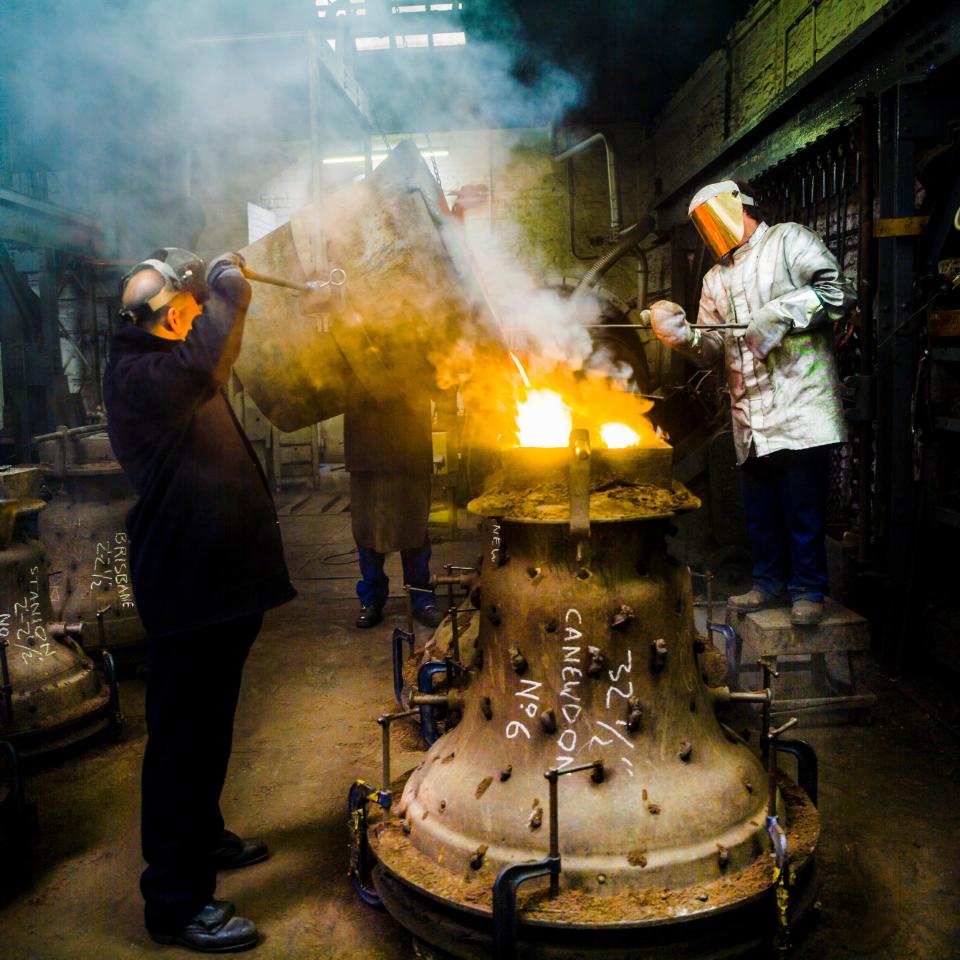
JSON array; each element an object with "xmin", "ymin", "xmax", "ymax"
[{"xmin": 2, "ymin": 497, "xmax": 959, "ymax": 959}]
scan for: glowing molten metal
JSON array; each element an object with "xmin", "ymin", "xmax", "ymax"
[
  {"xmin": 599, "ymin": 421, "xmax": 642, "ymax": 448},
  {"xmin": 515, "ymin": 389, "xmax": 572, "ymax": 448}
]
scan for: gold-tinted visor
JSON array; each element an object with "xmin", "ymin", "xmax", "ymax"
[{"xmin": 689, "ymin": 190, "xmax": 745, "ymax": 259}]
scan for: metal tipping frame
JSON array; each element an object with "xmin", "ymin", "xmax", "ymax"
[{"xmin": 492, "ymin": 760, "xmax": 605, "ymax": 960}]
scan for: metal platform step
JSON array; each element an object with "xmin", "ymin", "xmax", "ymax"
[{"xmin": 726, "ymin": 598, "xmax": 876, "ymax": 719}]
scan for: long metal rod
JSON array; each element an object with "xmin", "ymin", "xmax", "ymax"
[{"xmin": 241, "ymin": 266, "xmax": 315, "ymax": 294}]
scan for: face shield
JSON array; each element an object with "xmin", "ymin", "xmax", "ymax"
[
  {"xmin": 687, "ymin": 181, "xmax": 755, "ymax": 260},
  {"xmin": 119, "ymin": 248, "xmax": 207, "ymax": 322}
]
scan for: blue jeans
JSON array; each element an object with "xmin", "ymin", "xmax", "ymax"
[
  {"xmin": 739, "ymin": 446, "xmax": 831, "ymax": 602},
  {"xmin": 356, "ymin": 540, "xmax": 435, "ymax": 611}
]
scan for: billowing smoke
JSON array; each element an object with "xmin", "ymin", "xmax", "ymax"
[{"xmin": 0, "ymin": 1, "xmax": 583, "ymax": 257}]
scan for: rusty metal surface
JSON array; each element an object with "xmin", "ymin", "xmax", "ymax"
[
  {"xmin": 0, "ymin": 537, "xmax": 111, "ymax": 749},
  {"xmin": 393, "ymin": 518, "xmax": 772, "ymax": 900},
  {"xmin": 468, "ymin": 446, "xmax": 699, "ymax": 523},
  {"xmin": 35, "ymin": 432, "xmax": 145, "ymax": 652},
  {"xmin": 235, "ymin": 140, "xmax": 504, "ymax": 432},
  {"xmin": 41, "ymin": 500, "xmax": 142, "ymax": 651}
]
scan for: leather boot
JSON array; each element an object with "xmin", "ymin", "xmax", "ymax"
[
  {"xmin": 790, "ymin": 599, "xmax": 823, "ymax": 626},
  {"xmin": 727, "ymin": 588, "xmax": 777, "ymax": 612},
  {"xmin": 150, "ymin": 901, "xmax": 258, "ymax": 953}
]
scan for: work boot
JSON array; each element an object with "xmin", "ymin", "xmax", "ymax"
[
  {"xmin": 790, "ymin": 599, "xmax": 823, "ymax": 626},
  {"xmin": 413, "ymin": 605, "xmax": 444, "ymax": 629},
  {"xmin": 356, "ymin": 606, "xmax": 383, "ymax": 629},
  {"xmin": 211, "ymin": 830, "xmax": 269, "ymax": 871},
  {"xmin": 727, "ymin": 588, "xmax": 777, "ymax": 613},
  {"xmin": 150, "ymin": 901, "xmax": 259, "ymax": 953}
]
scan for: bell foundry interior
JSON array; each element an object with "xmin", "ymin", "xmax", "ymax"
[{"xmin": 1, "ymin": 2, "xmax": 959, "ymax": 958}]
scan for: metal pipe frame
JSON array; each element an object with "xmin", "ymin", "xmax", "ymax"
[{"xmin": 553, "ymin": 133, "xmax": 621, "ymax": 238}]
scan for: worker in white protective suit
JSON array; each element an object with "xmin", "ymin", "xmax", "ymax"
[{"xmin": 648, "ymin": 180, "xmax": 856, "ymax": 625}]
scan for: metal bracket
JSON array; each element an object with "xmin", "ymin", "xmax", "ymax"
[
  {"xmin": 414, "ymin": 661, "xmax": 448, "ymax": 745},
  {"xmin": 347, "ymin": 779, "xmax": 385, "ymax": 909},
  {"xmin": 100, "ymin": 650, "xmax": 124, "ymax": 740},
  {"xmin": 568, "ymin": 429, "xmax": 591, "ymax": 569},
  {"xmin": 391, "ymin": 628, "xmax": 416, "ymax": 707},
  {"xmin": 776, "ymin": 738, "xmax": 819, "ymax": 806},
  {"xmin": 492, "ymin": 760, "xmax": 603, "ymax": 960}
]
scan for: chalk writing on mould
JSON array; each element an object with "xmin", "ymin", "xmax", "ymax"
[
  {"xmin": 504, "ymin": 606, "xmax": 637, "ymax": 779},
  {"xmin": 2, "ymin": 565, "xmax": 56, "ymax": 666},
  {"xmin": 91, "ymin": 532, "xmax": 136, "ymax": 610}
]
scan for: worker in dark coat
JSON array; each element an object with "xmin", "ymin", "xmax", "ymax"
[
  {"xmin": 104, "ymin": 247, "xmax": 296, "ymax": 953},
  {"xmin": 344, "ymin": 393, "xmax": 442, "ymax": 629}
]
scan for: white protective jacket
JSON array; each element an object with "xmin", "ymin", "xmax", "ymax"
[{"xmin": 679, "ymin": 221, "xmax": 856, "ymax": 464}]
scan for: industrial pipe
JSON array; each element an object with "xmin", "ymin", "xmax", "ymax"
[{"xmin": 553, "ymin": 132, "xmax": 621, "ymax": 237}]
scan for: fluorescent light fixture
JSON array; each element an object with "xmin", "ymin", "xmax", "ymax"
[
  {"xmin": 396, "ymin": 3, "xmax": 427, "ymax": 10},
  {"xmin": 323, "ymin": 149, "xmax": 449, "ymax": 165},
  {"xmin": 399, "ymin": 33, "xmax": 429, "ymax": 47},
  {"xmin": 432, "ymin": 31, "xmax": 466, "ymax": 46},
  {"xmin": 430, "ymin": 2, "xmax": 454, "ymax": 8}
]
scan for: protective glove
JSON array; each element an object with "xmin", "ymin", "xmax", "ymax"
[
  {"xmin": 648, "ymin": 300, "xmax": 694, "ymax": 350},
  {"xmin": 743, "ymin": 307, "xmax": 791, "ymax": 360},
  {"xmin": 205, "ymin": 252, "xmax": 247, "ymax": 290}
]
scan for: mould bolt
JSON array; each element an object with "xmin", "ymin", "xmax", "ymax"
[
  {"xmin": 480, "ymin": 696, "xmax": 493, "ymax": 720},
  {"xmin": 540, "ymin": 709, "xmax": 557, "ymax": 734},
  {"xmin": 508, "ymin": 646, "xmax": 527, "ymax": 675},
  {"xmin": 678, "ymin": 739, "xmax": 693, "ymax": 762},
  {"xmin": 626, "ymin": 698, "xmax": 643, "ymax": 732},
  {"xmin": 586, "ymin": 646, "xmax": 606, "ymax": 678},
  {"xmin": 611, "ymin": 604, "xmax": 634, "ymax": 630},
  {"xmin": 651, "ymin": 638, "xmax": 668, "ymax": 672}
]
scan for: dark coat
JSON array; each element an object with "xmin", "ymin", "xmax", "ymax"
[
  {"xmin": 344, "ymin": 395, "xmax": 434, "ymax": 553},
  {"xmin": 103, "ymin": 277, "xmax": 296, "ymax": 638}
]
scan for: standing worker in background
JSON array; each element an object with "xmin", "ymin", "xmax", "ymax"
[
  {"xmin": 648, "ymin": 181, "xmax": 856, "ymax": 626},
  {"xmin": 345, "ymin": 394, "xmax": 443, "ymax": 629},
  {"xmin": 104, "ymin": 248, "xmax": 296, "ymax": 952}
]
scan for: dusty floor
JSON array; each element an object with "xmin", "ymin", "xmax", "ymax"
[{"xmin": 1, "ymin": 495, "xmax": 959, "ymax": 960}]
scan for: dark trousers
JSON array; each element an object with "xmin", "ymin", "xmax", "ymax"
[
  {"xmin": 739, "ymin": 446, "xmax": 831, "ymax": 602},
  {"xmin": 141, "ymin": 612, "xmax": 262, "ymax": 934},
  {"xmin": 356, "ymin": 540, "xmax": 434, "ymax": 610}
]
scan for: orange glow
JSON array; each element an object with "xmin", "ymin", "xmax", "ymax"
[
  {"xmin": 510, "ymin": 366, "xmax": 667, "ymax": 450},
  {"xmin": 515, "ymin": 389, "xmax": 572, "ymax": 447},
  {"xmin": 600, "ymin": 422, "xmax": 641, "ymax": 448}
]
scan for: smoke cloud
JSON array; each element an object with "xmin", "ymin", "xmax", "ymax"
[{"xmin": 0, "ymin": 1, "xmax": 583, "ymax": 257}]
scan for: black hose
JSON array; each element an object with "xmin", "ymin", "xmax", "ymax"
[{"xmin": 573, "ymin": 217, "xmax": 655, "ymax": 296}]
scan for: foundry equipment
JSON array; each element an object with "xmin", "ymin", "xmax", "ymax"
[
  {"xmin": 349, "ymin": 438, "xmax": 820, "ymax": 959},
  {"xmin": 0, "ymin": 465, "xmax": 122, "ymax": 757},
  {"xmin": 235, "ymin": 139, "xmax": 503, "ymax": 432},
  {"xmin": 34, "ymin": 424, "xmax": 145, "ymax": 655}
]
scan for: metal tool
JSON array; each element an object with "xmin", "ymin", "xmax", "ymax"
[
  {"xmin": 693, "ymin": 323, "xmax": 749, "ymax": 329},
  {"xmin": 240, "ymin": 265, "xmax": 346, "ymax": 294}
]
